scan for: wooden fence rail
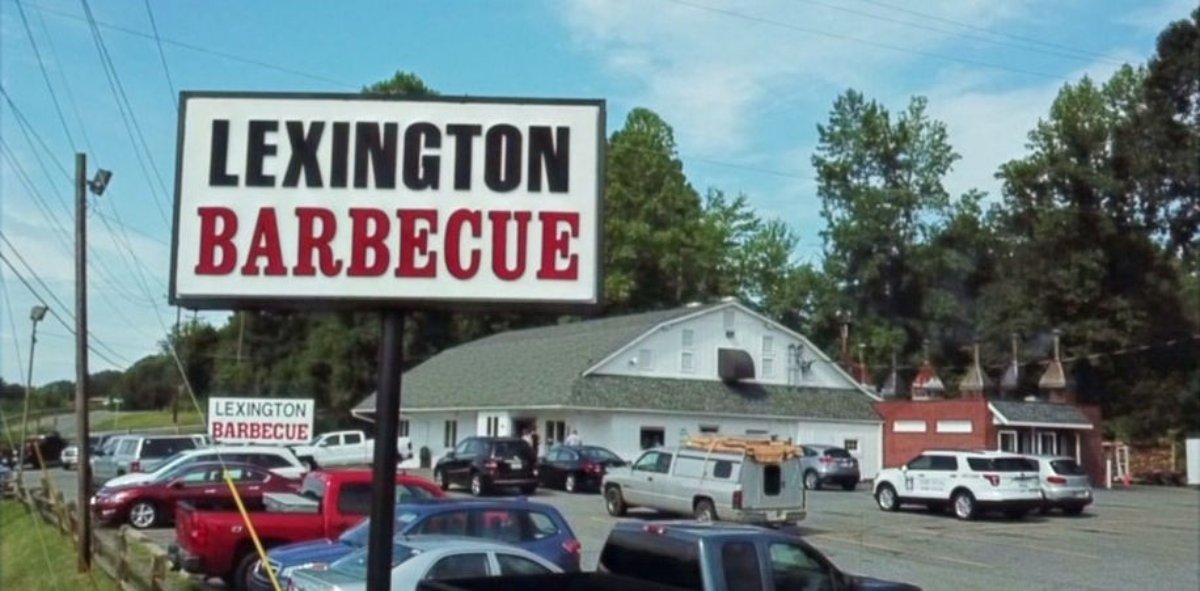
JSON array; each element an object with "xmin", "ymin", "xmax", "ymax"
[{"xmin": 7, "ymin": 481, "xmax": 199, "ymax": 591}]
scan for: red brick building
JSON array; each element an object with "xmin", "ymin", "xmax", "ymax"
[{"xmin": 875, "ymin": 338, "xmax": 1105, "ymax": 485}]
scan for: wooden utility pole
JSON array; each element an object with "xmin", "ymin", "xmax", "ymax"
[{"xmin": 74, "ymin": 153, "xmax": 92, "ymax": 571}]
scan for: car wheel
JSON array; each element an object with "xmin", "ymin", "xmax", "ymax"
[
  {"xmin": 804, "ymin": 470, "xmax": 821, "ymax": 491},
  {"xmin": 232, "ymin": 551, "xmax": 260, "ymax": 591},
  {"xmin": 693, "ymin": 498, "xmax": 717, "ymax": 522},
  {"xmin": 565, "ymin": 473, "xmax": 578, "ymax": 493},
  {"xmin": 470, "ymin": 472, "xmax": 487, "ymax": 497},
  {"xmin": 301, "ymin": 457, "xmax": 318, "ymax": 471},
  {"xmin": 952, "ymin": 490, "xmax": 977, "ymax": 520},
  {"xmin": 605, "ymin": 485, "xmax": 627, "ymax": 517},
  {"xmin": 128, "ymin": 501, "xmax": 158, "ymax": 529},
  {"xmin": 875, "ymin": 484, "xmax": 899, "ymax": 511},
  {"xmin": 435, "ymin": 469, "xmax": 450, "ymax": 491},
  {"xmin": 1063, "ymin": 505, "xmax": 1085, "ymax": 516}
]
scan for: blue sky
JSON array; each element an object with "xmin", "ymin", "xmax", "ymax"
[{"xmin": 1, "ymin": 0, "xmax": 1192, "ymax": 384}]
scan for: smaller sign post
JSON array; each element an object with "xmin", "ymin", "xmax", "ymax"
[{"xmin": 207, "ymin": 397, "xmax": 315, "ymax": 445}]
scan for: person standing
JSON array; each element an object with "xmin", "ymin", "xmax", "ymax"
[
  {"xmin": 564, "ymin": 429, "xmax": 581, "ymax": 446},
  {"xmin": 530, "ymin": 428, "xmax": 541, "ymax": 452}
]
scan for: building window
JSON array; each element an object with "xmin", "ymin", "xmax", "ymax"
[
  {"xmin": 893, "ymin": 420, "xmax": 927, "ymax": 433},
  {"xmin": 762, "ymin": 358, "xmax": 775, "ymax": 378},
  {"xmin": 699, "ymin": 425, "xmax": 719, "ymax": 434},
  {"xmin": 636, "ymin": 348, "xmax": 654, "ymax": 371},
  {"xmin": 998, "ymin": 430, "xmax": 1017, "ymax": 452},
  {"xmin": 1038, "ymin": 431, "xmax": 1057, "ymax": 455},
  {"xmin": 762, "ymin": 336, "xmax": 774, "ymax": 356},
  {"xmin": 745, "ymin": 429, "xmax": 769, "ymax": 438},
  {"xmin": 640, "ymin": 427, "xmax": 665, "ymax": 450},
  {"xmin": 545, "ymin": 420, "xmax": 566, "ymax": 447},
  {"xmin": 443, "ymin": 420, "xmax": 458, "ymax": 448},
  {"xmin": 682, "ymin": 329, "xmax": 694, "ymax": 347},
  {"xmin": 936, "ymin": 420, "xmax": 973, "ymax": 434},
  {"xmin": 398, "ymin": 420, "xmax": 410, "ymax": 438},
  {"xmin": 843, "ymin": 438, "xmax": 859, "ymax": 452},
  {"xmin": 486, "ymin": 416, "xmax": 500, "ymax": 437},
  {"xmin": 681, "ymin": 351, "xmax": 695, "ymax": 373}
]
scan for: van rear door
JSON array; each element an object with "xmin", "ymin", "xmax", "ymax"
[{"xmin": 740, "ymin": 458, "xmax": 804, "ymax": 512}]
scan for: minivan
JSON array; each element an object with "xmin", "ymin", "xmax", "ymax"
[
  {"xmin": 91, "ymin": 434, "xmax": 205, "ymax": 487},
  {"xmin": 601, "ymin": 436, "xmax": 807, "ymax": 525}
]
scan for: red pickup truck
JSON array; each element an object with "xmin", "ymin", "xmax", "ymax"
[{"xmin": 169, "ymin": 469, "xmax": 442, "ymax": 591}]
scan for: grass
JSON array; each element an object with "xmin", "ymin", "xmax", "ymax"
[
  {"xmin": 0, "ymin": 499, "xmax": 119, "ymax": 591},
  {"xmin": 92, "ymin": 410, "xmax": 206, "ymax": 433}
]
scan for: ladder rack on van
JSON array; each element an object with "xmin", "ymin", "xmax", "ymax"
[{"xmin": 683, "ymin": 436, "xmax": 802, "ymax": 464}]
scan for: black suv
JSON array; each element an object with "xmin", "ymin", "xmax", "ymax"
[{"xmin": 434, "ymin": 436, "xmax": 538, "ymax": 496}]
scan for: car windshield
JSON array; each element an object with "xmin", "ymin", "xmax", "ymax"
[
  {"xmin": 338, "ymin": 511, "xmax": 420, "ymax": 547},
  {"xmin": 1051, "ymin": 459, "xmax": 1087, "ymax": 476},
  {"xmin": 330, "ymin": 544, "xmax": 416, "ymax": 576},
  {"xmin": 579, "ymin": 447, "xmax": 621, "ymax": 461}
]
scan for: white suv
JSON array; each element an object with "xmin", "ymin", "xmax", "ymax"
[{"xmin": 873, "ymin": 450, "xmax": 1043, "ymax": 520}]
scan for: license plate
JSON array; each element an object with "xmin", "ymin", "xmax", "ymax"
[
  {"xmin": 510, "ymin": 460, "xmax": 523, "ymax": 470},
  {"xmin": 1076, "ymin": 491, "xmax": 1090, "ymax": 498}
]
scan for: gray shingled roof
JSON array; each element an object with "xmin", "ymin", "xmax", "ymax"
[
  {"xmin": 354, "ymin": 304, "xmax": 879, "ymax": 422},
  {"xmin": 990, "ymin": 400, "xmax": 1092, "ymax": 426}
]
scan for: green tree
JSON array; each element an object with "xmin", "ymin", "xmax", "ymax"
[{"xmin": 811, "ymin": 90, "xmax": 962, "ymax": 367}]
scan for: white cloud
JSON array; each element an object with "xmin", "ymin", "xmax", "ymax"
[{"xmin": 556, "ymin": 0, "xmax": 1037, "ymax": 156}]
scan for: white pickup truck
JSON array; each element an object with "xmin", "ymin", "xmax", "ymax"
[{"xmin": 288, "ymin": 430, "xmax": 413, "ymax": 469}]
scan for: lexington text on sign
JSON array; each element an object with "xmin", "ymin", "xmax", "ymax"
[
  {"xmin": 171, "ymin": 93, "xmax": 605, "ymax": 308},
  {"xmin": 207, "ymin": 396, "xmax": 315, "ymax": 444}
]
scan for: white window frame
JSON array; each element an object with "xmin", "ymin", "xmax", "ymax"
[
  {"xmin": 1037, "ymin": 431, "xmax": 1057, "ymax": 455},
  {"xmin": 398, "ymin": 420, "xmax": 410, "ymax": 438},
  {"xmin": 843, "ymin": 438, "xmax": 859, "ymax": 452},
  {"xmin": 936, "ymin": 420, "xmax": 973, "ymax": 434},
  {"xmin": 637, "ymin": 348, "xmax": 654, "ymax": 371},
  {"xmin": 681, "ymin": 329, "xmax": 695, "ymax": 347},
  {"xmin": 681, "ymin": 351, "xmax": 695, "ymax": 373},
  {"xmin": 762, "ymin": 358, "xmax": 775, "ymax": 378},
  {"xmin": 443, "ymin": 420, "xmax": 458, "ymax": 448},
  {"xmin": 893, "ymin": 420, "xmax": 927, "ymax": 433},
  {"xmin": 998, "ymin": 429, "xmax": 1017, "ymax": 452}
]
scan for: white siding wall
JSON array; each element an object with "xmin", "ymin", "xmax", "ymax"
[
  {"xmin": 793, "ymin": 422, "xmax": 883, "ymax": 479},
  {"xmin": 406, "ymin": 411, "xmax": 477, "ymax": 461},
  {"xmin": 590, "ymin": 305, "xmax": 853, "ymax": 389}
]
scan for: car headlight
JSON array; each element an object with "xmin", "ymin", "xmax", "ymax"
[{"xmin": 280, "ymin": 563, "xmax": 327, "ymax": 578}]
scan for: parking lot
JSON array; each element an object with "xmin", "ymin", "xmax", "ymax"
[{"xmin": 26, "ymin": 467, "xmax": 1200, "ymax": 591}]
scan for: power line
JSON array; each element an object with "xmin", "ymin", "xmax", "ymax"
[
  {"xmin": 30, "ymin": 0, "xmax": 99, "ymax": 156},
  {"xmin": 660, "ymin": 0, "xmax": 1067, "ymax": 81},
  {"xmin": 142, "ymin": 0, "xmax": 178, "ymax": 111},
  {"xmin": 0, "ymin": 248, "xmax": 131, "ymax": 368},
  {"xmin": 28, "ymin": 0, "xmax": 358, "ymax": 89},
  {"xmin": 857, "ymin": 0, "xmax": 1127, "ymax": 66},
  {"xmin": 13, "ymin": 0, "xmax": 77, "ymax": 150},
  {"xmin": 801, "ymin": 0, "xmax": 1125, "ymax": 67},
  {"xmin": 79, "ymin": 0, "xmax": 172, "ymax": 225}
]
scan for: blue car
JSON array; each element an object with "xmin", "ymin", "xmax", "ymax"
[{"xmin": 248, "ymin": 498, "xmax": 581, "ymax": 591}]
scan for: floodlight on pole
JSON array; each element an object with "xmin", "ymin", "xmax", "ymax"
[
  {"xmin": 87, "ymin": 169, "xmax": 112, "ymax": 196},
  {"xmin": 30, "ymin": 305, "xmax": 48, "ymax": 322}
]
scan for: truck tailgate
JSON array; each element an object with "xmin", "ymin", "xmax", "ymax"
[{"xmin": 418, "ymin": 574, "xmax": 690, "ymax": 591}]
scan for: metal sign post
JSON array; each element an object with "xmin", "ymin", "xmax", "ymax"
[{"xmin": 366, "ymin": 311, "xmax": 405, "ymax": 591}]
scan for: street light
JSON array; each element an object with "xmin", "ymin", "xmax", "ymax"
[{"xmin": 18, "ymin": 305, "xmax": 49, "ymax": 481}]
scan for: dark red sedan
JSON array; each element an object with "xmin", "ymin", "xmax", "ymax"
[{"xmin": 90, "ymin": 461, "xmax": 298, "ymax": 529}]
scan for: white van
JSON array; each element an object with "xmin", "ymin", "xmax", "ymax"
[{"xmin": 601, "ymin": 436, "xmax": 807, "ymax": 525}]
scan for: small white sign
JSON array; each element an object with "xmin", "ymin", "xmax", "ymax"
[
  {"xmin": 208, "ymin": 397, "xmax": 314, "ymax": 444},
  {"xmin": 170, "ymin": 92, "xmax": 605, "ymax": 310}
]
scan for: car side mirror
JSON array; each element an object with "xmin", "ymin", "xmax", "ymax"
[
  {"xmin": 170, "ymin": 480, "xmax": 184, "ymax": 489},
  {"xmin": 444, "ymin": 452, "xmax": 455, "ymax": 459},
  {"xmin": 900, "ymin": 465, "xmax": 908, "ymax": 472}
]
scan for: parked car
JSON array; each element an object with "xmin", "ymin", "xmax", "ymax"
[
  {"xmin": 423, "ymin": 520, "xmax": 922, "ymax": 591},
  {"xmin": 602, "ymin": 437, "xmax": 807, "ymax": 525},
  {"xmin": 1029, "ymin": 455, "xmax": 1093, "ymax": 515},
  {"xmin": 289, "ymin": 430, "xmax": 413, "ymax": 470},
  {"xmin": 873, "ymin": 450, "xmax": 1043, "ymax": 520},
  {"xmin": 434, "ymin": 436, "xmax": 538, "ymax": 496},
  {"xmin": 250, "ymin": 497, "xmax": 580, "ymax": 590},
  {"xmin": 169, "ymin": 469, "xmax": 442, "ymax": 591},
  {"xmin": 22, "ymin": 432, "xmax": 67, "ymax": 468},
  {"xmin": 798, "ymin": 444, "xmax": 860, "ymax": 491},
  {"xmin": 91, "ymin": 461, "xmax": 299, "ymax": 529},
  {"xmin": 537, "ymin": 445, "xmax": 627, "ymax": 493},
  {"xmin": 91, "ymin": 434, "xmax": 205, "ymax": 487},
  {"xmin": 0, "ymin": 463, "xmax": 12, "ymax": 487},
  {"xmin": 61, "ymin": 445, "xmax": 80, "ymax": 470},
  {"xmin": 289, "ymin": 536, "xmax": 563, "ymax": 591},
  {"xmin": 104, "ymin": 445, "xmax": 307, "ymax": 488}
]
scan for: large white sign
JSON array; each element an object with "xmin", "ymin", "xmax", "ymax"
[
  {"xmin": 170, "ymin": 92, "xmax": 605, "ymax": 309},
  {"xmin": 208, "ymin": 397, "xmax": 315, "ymax": 444}
]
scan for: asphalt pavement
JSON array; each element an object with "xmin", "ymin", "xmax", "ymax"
[{"xmin": 20, "ymin": 467, "xmax": 1200, "ymax": 591}]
